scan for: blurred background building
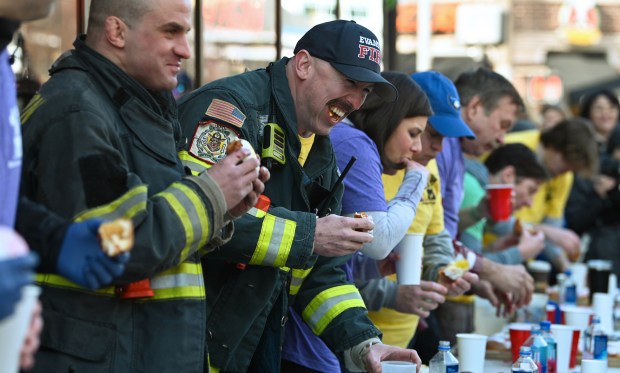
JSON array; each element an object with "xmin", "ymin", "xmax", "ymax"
[{"xmin": 9, "ymin": 0, "xmax": 620, "ymax": 123}]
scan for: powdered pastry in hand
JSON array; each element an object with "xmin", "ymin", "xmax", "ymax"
[
  {"xmin": 226, "ymin": 139, "xmax": 258, "ymax": 160},
  {"xmin": 99, "ymin": 218, "xmax": 134, "ymax": 257},
  {"xmin": 440, "ymin": 253, "xmax": 474, "ymax": 281},
  {"xmin": 226, "ymin": 139, "xmax": 259, "ymax": 172}
]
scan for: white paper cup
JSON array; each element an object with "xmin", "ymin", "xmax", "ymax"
[
  {"xmin": 394, "ymin": 233, "xmax": 424, "ymax": 285},
  {"xmin": 562, "ymin": 305, "xmax": 592, "ymax": 333},
  {"xmin": 473, "ymin": 296, "xmax": 505, "ymax": 336},
  {"xmin": 551, "ymin": 324, "xmax": 574, "ymax": 373},
  {"xmin": 380, "ymin": 361, "xmax": 417, "ymax": 373},
  {"xmin": 569, "ymin": 263, "xmax": 588, "ymax": 292},
  {"xmin": 456, "ymin": 333, "xmax": 487, "ymax": 373},
  {"xmin": 608, "ymin": 274, "xmax": 617, "ymax": 300},
  {"xmin": 580, "ymin": 359, "xmax": 607, "ymax": 373},
  {"xmin": 592, "ymin": 293, "xmax": 614, "ymax": 335},
  {"xmin": 0, "ymin": 285, "xmax": 41, "ymax": 373}
]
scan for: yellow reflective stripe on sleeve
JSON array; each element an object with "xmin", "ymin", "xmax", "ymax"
[
  {"xmin": 245, "ymin": 207, "xmax": 267, "ymax": 219},
  {"xmin": 155, "ymin": 182, "xmax": 210, "ymax": 261},
  {"xmin": 136, "ymin": 262, "xmax": 205, "ymax": 300},
  {"xmin": 302, "ymin": 285, "xmax": 366, "ymax": 336},
  {"xmin": 250, "ymin": 214, "xmax": 296, "ymax": 267},
  {"xmin": 34, "ymin": 274, "xmax": 116, "ymax": 295},
  {"xmin": 289, "ymin": 267, "xmax": 313, "ymax": 295},
  {"xmin": 74, "ymin": 185, "xmax": 148, "ymax": 222},
  {"xmin": 35, "ymin": 262, "xmax": 204, "ymax": 300},
  {"xmin": 179, "ymin": 150, "xmax": 211, "ymax": 175}
]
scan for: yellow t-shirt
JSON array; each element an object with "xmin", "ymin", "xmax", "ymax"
[
  {"xmin": 502, "ymin": 131, "xmax": 574, "ymax": 224},
  {"xmin": 298, "ymin": 134, "xmax": 315, "ymax": 166},
  {"xmin": 515, "ymin": 171, "xmax": 573, "ymax": 223},
  {"xmin": 368, "ymin": 160, "xmax": 444, "ymax": 348}
]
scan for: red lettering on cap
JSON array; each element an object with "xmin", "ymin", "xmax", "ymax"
[
  {"xmin": 369, "ymin": 47, "xmax": 381, "ymax": 63},
  {"xmin": 358, "ymin": 45, "xmax": 370, "ymax": 59},
  {"xmin": 358, "ymin": 45, "xmax": 382, "ymax": 65}
]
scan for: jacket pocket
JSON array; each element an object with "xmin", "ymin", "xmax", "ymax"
[
  {"xmin": 120, "ymin": 96, "xmax": 178, "ymax": 167},
  {"xmin": 34, "ymin": 308, "xmax": 117, "ymax": 372}
]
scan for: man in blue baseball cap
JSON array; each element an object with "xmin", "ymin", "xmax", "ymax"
[
  {"xmin": 412, "ymin": 70, "xmax": 475, "ymax": 140},
  {"xmin": 178, "ymin": 20, "xmax": 420, "ymax": 372},
  {"xmin": 409, "ymin": 70, "xmax": 534, "ymax": 361}
]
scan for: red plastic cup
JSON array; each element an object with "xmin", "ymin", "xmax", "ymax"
[
  {"xmin": 569, "ymin": 328, "xmax": 580, "ymax": 369},
  {"xmin": 509, "ymin": 323, "xmax": 533, "ymax": 362},
  {"xmin": 546, "ymin": 304, "xmax": 557, "ymax": 323},
  {"xmin": 486, "ymin": 184, "xmax": 513, "ymax": 221}
]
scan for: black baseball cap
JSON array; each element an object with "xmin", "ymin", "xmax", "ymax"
[{"xmin": 294, "ymin": 20, "xmax": 397, "ymax": 102}]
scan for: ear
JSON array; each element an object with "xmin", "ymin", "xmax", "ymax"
[
  {"xmin": 292, "ymin": 50, "xmax": 312, "ymax": 81},
  {"xmin": 104, "ymin": 16, "xmax": 128, "ymax": 48},
  {"xmin": 499, "ymin": 165, "xmax": 516, "ymax": 184},
  {"xmin": 462, "ymin": 95, "xmax": 482, "ymax": 122}
]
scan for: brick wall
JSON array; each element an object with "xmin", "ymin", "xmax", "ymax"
[
  {"xmin": 513, "ymin": 3, "xmax": 560, "ymax": 31},
  {"xmin": 602, "ymin": 6, "xmax": 620, "ymax": 33},
  {"xmin": 513, "ymin": 2, "xmax": 620, "ymax": 34}
]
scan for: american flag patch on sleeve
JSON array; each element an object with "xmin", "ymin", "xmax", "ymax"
[{"xmin": 205, "ymin": 99, "xmax": 246, "ymax": 127}]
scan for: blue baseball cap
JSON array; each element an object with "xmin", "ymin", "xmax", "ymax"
[
  {"xmin": 411, "ymin": 71, "xmax": 476, "ymax": 139},
  {"xmin": 294, "ymin": 20, "xmax": 397, "ymax": 102}
]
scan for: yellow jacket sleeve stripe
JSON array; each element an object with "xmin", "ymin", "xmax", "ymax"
[
  {"xmin": 250, "ymin": 214, "xmax": 296, "ymax": 267},
  {"xmin": 74, "ymin": 185, "xmax": 148, "ymax": 222},
  {"xmin": 36, "ymin": 262, "xmax": 205, "ymax": 301},
  {"xmin": 246, "ymin": 207, "xmax": 267, "ymax": 219},
  {"xmin": 155, "ymin": 182, "xmax": 211, "ymax": 261},
  {"xmin": 289, "ymin": 267, "xmax": 313, "ymax": 295},
  {"xmin": 171, "ymin": 182, "xmax": 212, "ymax": 252},
  {"xmin": 179, "ymin": 150, "xmax": 211, "ymax": 175},
  {"xmin": 302, "ymin": 285, "xmax": 366, "ymax": 335}
]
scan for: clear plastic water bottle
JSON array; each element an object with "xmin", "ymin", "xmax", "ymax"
[
  {"xmin": 522, "ymin": 325, "xmax": 547, "ymax": 373},
  {"xmin": 512, "ymin": 346, "xmax": 539, "ymax": 372},
  {"xmin": 562, "ymin": 270, "xmax": 577, "ymax": 305},
  {"xmin": 539, "ymin": 321, "xmax": 557, "ymax": 373},
  {"xmin": 556, "ymin": 273, "xmax": 566, "ymax": 304},
  {"xmin": 584, "ymin": 314, "xmax": 608, "ymax": 360},
  {"xmin": 429, "ymin": 340, "xmax": 459, "ymax": 373}
]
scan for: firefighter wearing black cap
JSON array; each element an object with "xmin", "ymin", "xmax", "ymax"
[{"xmin": 178, "ymin": 20, "xmax": 422, "ymax": 373}]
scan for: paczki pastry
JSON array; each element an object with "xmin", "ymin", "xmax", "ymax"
[
  {"xmin": 226, "ymin": 139, "xmax": 259, "ymax": 171},
  {"xmin": 440, "ymin": 253, "xmax": 474, "ymax": 281},
  {"xmin": 98, "ymin": 218, "xmax": 134, "ymax": 257}
]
